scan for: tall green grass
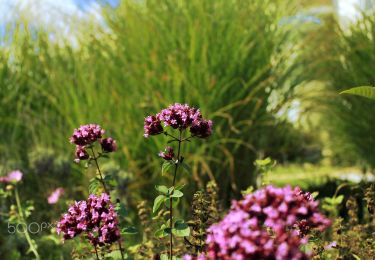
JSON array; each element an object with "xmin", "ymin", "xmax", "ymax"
[
  {"xmin": 298, "ymin": 11, "xmax": 375, "ymax": 168},
  {"xmin": 0, "ymin": 0, "xmax": 301, "ymax": 203}
]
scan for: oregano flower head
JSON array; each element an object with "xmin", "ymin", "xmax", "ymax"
[
  {"xmin": 57, "ymin": 193, "xmax": 121, "ymax": 246},
  {"xmin": 0, "ymin": 170, "xmax": 23, "ymax": 183},
  {"xmin": 70, "ymin": 124, "xmax": 105, "ymax": 146},
  {"xmin": 158, "ymin": 146, "xmax": 175, "ymax": 161},
  {"xmin": 144, "ymin": 103, "xmax": 213, "ymax": 138},
  {"xmin": 75, "ymin": 146, "xmax": 89, "ymax": 163},
  {"xmin": 185, "ymin": 185, "xmax": 330, "ymax": 260},
  {"xmin": 69, "ymin": 124, "xmax": 117, "ymax": 162},
  {"xmin": 100, "ymin": 137, "xmax": 117, "ymax": 153}
]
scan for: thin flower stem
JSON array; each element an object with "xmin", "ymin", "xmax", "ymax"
[
  {"xmin": 164, "ymin": 132, "xmax": 179, "ymax": 141},
  {"xmin": 169, "ymin": 129, "xmax": 182, "ymax": 260},
  {"xmin": 14, "ymin": 188, "xmax": 40, "ymax": 260},
  {"xmin": 94, "ymin": 245, "xmax": 100, "ymax": 260},
  {"xmin": 89, "ymin": 147, "xmax": 125, "ymax": 260},
  {"xmin": 181, "ymin": 135, "xmax": 195, "ymax": 142},
  {"xmin": 90, "ymin": 147, "xmax": 109, "ymax": 194}
]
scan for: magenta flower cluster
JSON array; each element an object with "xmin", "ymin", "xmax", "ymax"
[
  {"xmin": 70, "ymin": 124, "xmax": 117, "ymax": 163},
  {"xmin": 144, "ymin": 103, "xmax": 213, "ymax": 138},
  {"xmin": 57, "ymin": 193, "xmax": 121, "ymax": 246},
  {"xmin": 185, "ymin": 185, "xmax": 330, "ymax": 260},
  {"xmin": 0, "ymin": 170, "xmax": 23, "ymax": 183},
  {"xmin": 100, "ymin": 137, "xmax": 118, "ymax": 153},
  {"xmin": 158, "ymin": 146, "xmax": 175, "ymax": 161}
]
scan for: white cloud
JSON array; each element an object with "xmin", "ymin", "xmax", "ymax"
[
  {"xmin": 337, "ymin": 0, "xmax": 362, "ymax": 21},
  {"xmin": 0, "ymin": 0, "xmax": 107, "ymax": 47},
  {"xmin": 0, "ymin": 0, "xmax": 104, "ymax": 34}
]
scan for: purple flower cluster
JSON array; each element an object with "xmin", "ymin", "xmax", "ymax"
[
  {"xmin": 70, "ymin": 124, "xmax": 105, "ymax": 146},
  {"xmin": 144, "ymin": 115, "xmax": 164, "ymax": 138},
  {"xmin": 144, "ymin": 103, "xmax": 213, "ymax": 138},
  {"xmin": 158, "ymin": 146, "xmax": 175, "ymax": 161},
  {"xmin": 100, "ymin": 138, "xmax": 117, "ymax": 153},
  {"xmin": 0, "ymin": 170, "xmax": 23, "ymax": 183},
  {"xmin": 57, "ymin": 193, "xmax": 121, "ymax": 246},
  {"xmin": 70, "ymin": 124, "xmax": 117, "ymax": 163},
  {"xmin": 75, "ymin": 146, "xmax": 89, "ymax": 162},
  {"xmin": 186, "ymin": 185, "xmax": 330, "ymax": 260}
]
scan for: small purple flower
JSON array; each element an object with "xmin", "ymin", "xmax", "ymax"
[
  {"xmin": 48, "ymin": 188, "xmax": 64, "ymax": 204},
  {"xmin": 70, "ymin": 124, "xmax": 105, "ymax": 146},
  {"xmin": 75, "ymin": 146, "xmax": 89, "ymax": 163},
  {"xmin": 158, "ymin": 146, "xmax": 175, "ymax": 160},
  {"xmin": 325, "ymin": 241, "xmax": 338, "ymax": 250},
  {"xmin": 190, "ymin": 119, "xmax": 213, "ymax": 138},
  {"xmin": 0, "ymin": 170, "xmax": 23, "ymax": 183},
  {"xmin": 144, "ymin": 115, "xmax": 164, "ymax": 137},
  {"xmin": 100, "ymin": 137, "xmax": 117, "ymax": 153}
]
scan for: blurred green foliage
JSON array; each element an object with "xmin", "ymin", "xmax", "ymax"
[
  {"xmin": 0, "ymin": 0, "xmax": 375, "ymax": 258},
  {"xmin": 0, "ymin": 0, "xmax": 305, "ymax": 202},
  {"xmin": 299, "ymin": 12, "xmax": 375, "ymax": 168}
]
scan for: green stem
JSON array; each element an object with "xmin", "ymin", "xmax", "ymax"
[
  {"xmin": 14, "ymin": 188, "xmax": 40, "ymax": 260},
  {"xmin": 94, "ymin": 245, "xmax": 100, "ymax": 260},
  {"xmin": 90, "ymin": 147, "xmax": 109, "ymax": 194},
  {"xmin": 89, "ymin": 147, "xmax": 125, "ymax": 260},
  {"xmin": 169, "ymin": 129, "xmax": 182, "ymax": 260}
]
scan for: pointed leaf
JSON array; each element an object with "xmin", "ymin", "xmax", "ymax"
[
  {"xmin": 341, "ymin": 86, "xmax": 375, "ymax": 100},
  {"xmin": 160, "ymin": 254, "xmax": 169, "ymax": 260},
  {"xmin": 115, "ymin": 202, "xmax": 127, "ymax": 217},
  {"xmin": 172, "ymin": 220, "xmax": 190, "ymax": 237},
  {"xmin": 89, "ymin": 178, "xmax": 100, "ymax": 194},
  {"xmin": 175, "ymin": 183, "xmax": 186, "ymax": 191},
  {"xmin": 170, "ymin": 190, "xmax": 183, "ymax": 198},
  {"xmin": 122, "ymin": 226, "xmax": 138, "ymax": 235},
  {"xmin": 162, "ymin": 161, "xmax": 174, "ymax": 176},
  {"xmin": 153, "ymin": 195, "xmax": 166, "ymax": 213},
  {"xmin": 180, "ymin": 162, "xmax": 191, "ymax": 174},
  {"xmin": 154, "ymin": 225, "xmax": 170, "ymax": 238},
  {"xmin": 155, "ymin": 185, "xmax": 169, "ymax": 194},
  {"xmin": 165, "ymin": 197, "xmax": 180, "ymax": 208}
]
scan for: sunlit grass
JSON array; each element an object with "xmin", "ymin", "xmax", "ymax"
[{"xmin": 266, "ymin": 164, "xmax": 362, "ymax": 188}]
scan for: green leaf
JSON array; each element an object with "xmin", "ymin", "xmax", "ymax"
[
  {"xmin": 155, "ymin": 185, "xmax": 169, "ymax": 194},
  {"xmin": 160, "ymin": 254, "xmax": 169, "ymax": 260},
  {"xmin": 153, "ymin": 195, "xmax": 166, "ymax": 213},
  {"xmin": 154, "ymin": 225, "xmax": 170, "ymax": 238},
  {"xmin": 175, "ymin": 183, "xmax": 186, "ymax": 191},
  {"xmin": 170, "ymin": 190, "xmax": 183, "ymax": 198},
  {"xmin": 99, "ymin": 153, "xmax": 110, "ymax": 159},
  {"xmin": 255, "ymin": 157, "xmax": 272, "ymax": 166},
  {"xmin": 103, "ymin": 175, "xmax": 118, "ymax": 189},
  {"xmin": 352, "ymin": 254, "xmax": 361, "ymax": 260},
  {"xmin": 334, "ymin": 195, "xmax": 344, "ymax": 204},
  {"xmin": 311, "ymin": 192, "xmax": 319, "ymax": 199},
  {"xmin": 172, "ymin": 220, "xmax": 190, "ymax": 237},
  {"xmin": 122, "ymin": 226, "xmax": 138, "ymax": 235},
  {"xmin": 165, "ymin": 197, "xmax": 180, "ymax": 208},
  {"xmin": 105, "ymin": 250, "xmax": 122, "ymax": 259},
  {"xmin": 340, "ymin": 86, "xmax": 375, "ymax": 101},
  {"xmin": 162, "ymin": 161, "xmax": 174, "ymax": 176},
  {"xmin": 115, "ymin": 202, "xmax": 127, "ymax": 217},
  {"xmin": 180, "ymin": 162, "xmax": 191, "ymax": 173},
  {"xmin": 89, "ymin": 177, "xmax": 101, "ymax": 194}
]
